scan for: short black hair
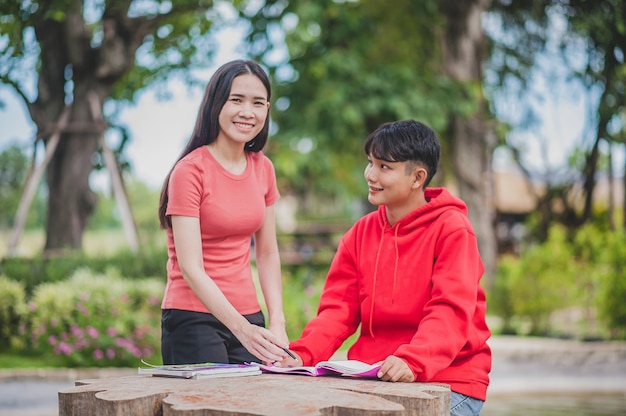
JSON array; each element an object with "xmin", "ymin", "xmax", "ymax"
[{"xmin": 364, "ymin": 119, "xmax": 440, "ymax": 187}]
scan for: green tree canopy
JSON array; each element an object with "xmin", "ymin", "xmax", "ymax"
[
  {"xmin": 243, "ymin": 0, "xmax": 498, "ymax": 279},
  {"xmin": 243, "ymin": 0, "xmax": 479, "ymax": 212},
  {"xmin": 0, "ymin": 0, "xmax": 244, "ymax": 253}
]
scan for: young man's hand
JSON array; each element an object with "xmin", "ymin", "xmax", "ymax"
[{"xmin": 377, "ymin": 355, "xmax": 415, "ymax": 382}]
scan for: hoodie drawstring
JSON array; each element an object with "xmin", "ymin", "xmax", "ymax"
[
  {"xmin": 368, "ymin": 224, "xmax": 401, "ymax": 340},
  {"xmin": 368, "ymin": 233, "xmax": 385, "ymax": 341},
  {"xmin": 392, "ymin": 225, "xmax": 400, "ymax": 304}
]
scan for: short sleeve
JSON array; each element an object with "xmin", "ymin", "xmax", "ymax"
[
  {"xmin": 262, "ymin": 154, "xmax": 280, "ymax": 207},
  {"xmin": 166, "ymin": 158, "xmax": 204, "ymax": 218}
]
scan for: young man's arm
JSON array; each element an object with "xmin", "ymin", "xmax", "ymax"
[{"xmin": 394, "ymin": 220, "xmax": 488, "ymax": 381}]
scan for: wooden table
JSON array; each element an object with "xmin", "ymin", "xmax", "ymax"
[{"xmin": 58, "ymin": 373, "xmax": 450, "ymax": 415}]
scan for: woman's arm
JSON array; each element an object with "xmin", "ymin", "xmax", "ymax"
[
  {"xmin": 253, "ymin": 204, "xmax": 288, "ymax": 345},
  {"xmin": 171, "ymin": 215, "xmax": 288, "ymax": 362}
]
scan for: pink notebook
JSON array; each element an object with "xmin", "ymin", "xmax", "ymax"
[{"xmin": 251, "ymin": 360, "xmax": 381, "ymax": 379}]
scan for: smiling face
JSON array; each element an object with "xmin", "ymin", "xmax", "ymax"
[
  {"xmin": 217, "ymin": 74, "xmax": 270, "ymax": 146},
  {"xmin": 364, "ymin": 154, "xmax": 428, "ymax": 224},
  {"xmin": 364, "ymin": 155, "xmax": 417, "ymax": 207}
]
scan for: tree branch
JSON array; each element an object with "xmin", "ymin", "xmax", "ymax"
[{"xmin": 0, "ymin": 74, "xmax": 35, "ymax": 119}]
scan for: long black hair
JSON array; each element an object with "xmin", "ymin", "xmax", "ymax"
[{"xmin": 158, "ymin": 60, "xmax": 272, "ymax": 229}]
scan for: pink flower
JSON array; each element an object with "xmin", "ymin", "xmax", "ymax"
[
  {"xmin": 115, "ymin": 338, "xmax": 129, "ymax": 348},
  {"xmin": 106, "ymin": 327, "xmax": 117, "ymax": 337},
  {"xmin": 106, "ymin": 348, "xmax": 115, "ymax": 359},
  {"xmin": 70, "ymin": 325, "xmax": 83, "ymax": 337},
  {"xmin": 58, "ymin": 342, "xmax": 72, "ymax": 356},
  {"xmin": 77, "ymin": 304, "xmax": 89, "ymax": 316},
  {"xmin": 87, "ymin": 326, "xmax": 99, "ymax": 338},
  {"xmin": 48, "ymin": 335, "xmax": 58, "ymax": 345},
  {"xmin": 93, "ymin": 350, "xmax": 104, "ymax": 360},
  {"xmin": 74, "ymin": 339, "xmax": 88, "ymax": 349}
]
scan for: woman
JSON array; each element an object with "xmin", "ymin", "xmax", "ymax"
[{"xmin": 157, "ymin": 60, "xmax": 289, "ymax": 365}]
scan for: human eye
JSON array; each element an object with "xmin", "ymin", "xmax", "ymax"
[{"xmin": 254, "ymin": 100, "xmax": 266, "ymax": 106}]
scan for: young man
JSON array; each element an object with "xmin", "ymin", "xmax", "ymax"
[{"xmin": 282, "ymin": 119, "xmax": 491, "ymax": 416}]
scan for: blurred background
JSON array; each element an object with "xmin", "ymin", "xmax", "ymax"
[{"xmin": 0, "ymin": 1, "xmax": 625, "ymax": 415}]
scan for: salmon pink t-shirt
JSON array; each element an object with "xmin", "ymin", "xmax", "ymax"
[{"xmin": 162, "ymin": 146, "xmax": 280, "ymax": 315}]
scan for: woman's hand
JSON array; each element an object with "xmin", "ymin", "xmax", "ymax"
[
  {"xmin": 376, "ymin": 356, "xmax": 415, "ymax": 382},
  {"xmin": 268, "ymin": 320, "xmax": 289, "ymax": 346},
  {"xmin": 235, "ymin": 322, "xmax": 290, "ymax": 364}
]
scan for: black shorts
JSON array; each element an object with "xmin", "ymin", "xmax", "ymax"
[{"xmin": 161, "ymin": 308, "xmax": 265, "ymax": 365}]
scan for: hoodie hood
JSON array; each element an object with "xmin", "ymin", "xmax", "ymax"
[{"xmin": 375, "ymin": 187, "xmax": 469, "ymax": 231}]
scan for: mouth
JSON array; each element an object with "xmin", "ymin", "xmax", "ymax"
[
  {"xmin": 234, "ymin": 121, "xmax": 254, "ymax": 130},
  {"xmin": 368, "ymin": 185, "xmax": 383, "ymax": 192}
]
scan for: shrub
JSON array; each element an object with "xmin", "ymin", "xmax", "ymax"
[
  {"xmin": 0, "ymin": 276, "xmax": 28, "ymax": 350},
  {"xmin": 570, "ymin": 224, "xmax": 612, "ymax": 340},
  {"xmin": 596, "ymin": 230, "xmax": 626, "ymax": 340},
  {"xmin": 488, "ymin": 255, "xmax": 518, "ymax": 335},
  {"xmin": 28, "ymin": 268, "xmax": 164, "ymax": 367},
  {"xmin": 281, "ymin": 266, "xmax": 326, "ymax": 340},
  {"xmin": 0, "ymin": 246, "xmax": 167, "ymax": 295},
  {"xmin": 489, "ymin": 223, "xmax": 626, "ymax": 340},
  {"xmin": 507, "ymin": 225, "xmax": 578, "ymax": 336}
]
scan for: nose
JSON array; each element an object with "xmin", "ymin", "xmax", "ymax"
[
  {"xmin": 364, "ymin": 164, "xmax": 375, "ymax": 182},
  {"xmin": 238, "ymin": 102, "xmax": 254, "ymax": 117}
]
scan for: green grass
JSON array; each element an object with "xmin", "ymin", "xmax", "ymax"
[
  {"xmin": 1, "ymin": 228, "xmax": 159, "ymax": 259},
  {"xmin": 0, "ymin": 352, "xmax": 68, "ymax": 368}
]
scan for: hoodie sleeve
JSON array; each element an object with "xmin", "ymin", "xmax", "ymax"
[
  {"xmin": 289, "ymin": 232, "xmax": 361, "ymax": 365},
  {"xmin": 394, "ymin": 211, "xmax": 486, "ymax": 381}
]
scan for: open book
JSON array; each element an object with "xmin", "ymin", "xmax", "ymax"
[
  {"xmin": 251, "ymin": 360, "xmax": 381, "ymax": 379},
  {"xmin": 138, "ymin": 360, "xmax": 262, "ymax": 379}
]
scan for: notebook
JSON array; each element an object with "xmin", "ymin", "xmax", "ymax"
[
  {"xmin": 251, "ymin": 360, "xmax": 381, "ymax": 379},
  {"xmin": 138, "ymin": 360, "xmax": 262, "ymax": 379}
]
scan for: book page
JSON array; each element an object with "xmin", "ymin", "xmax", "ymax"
[
  {"xmin": 250, "ymin": 363, "xmax": 321, "ymax": 376},
  {"xmin": 316, "ymin": 360, "xmax": 381, "ymax": 378},
  {"xmin": 250, "ymin": 360, "xmax": 381, "ymax": 378}
]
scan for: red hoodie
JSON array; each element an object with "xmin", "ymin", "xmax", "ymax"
[{"xmin": 289, "ymin": 188, "xmax": 491, "ymax": 400}]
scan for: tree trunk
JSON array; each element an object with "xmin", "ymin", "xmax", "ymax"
[
  {"xmin": 44, "ymin": 100, "xmax": 99, "ymax": 253},
  {"xmin": 29, "ymin": 2, "xmax": 139, "ymax": 254},
  {"xmin": 441, "ymin": 0, "xmax": 498, "ymax": 286}
]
